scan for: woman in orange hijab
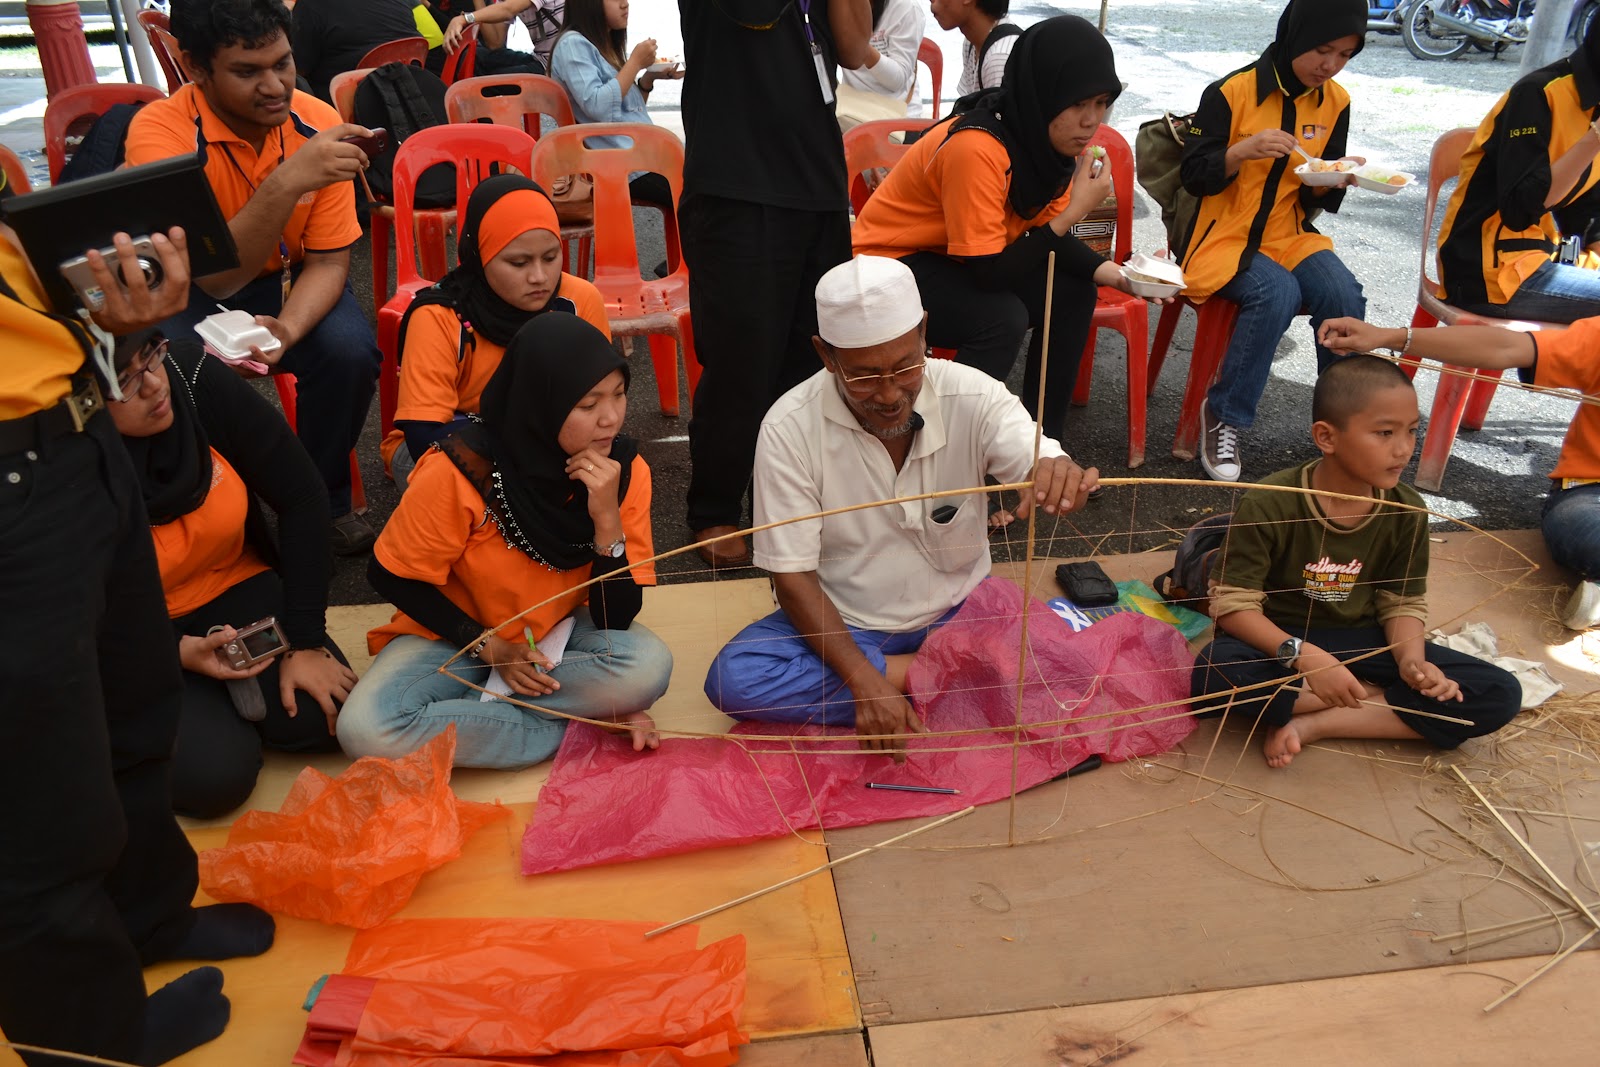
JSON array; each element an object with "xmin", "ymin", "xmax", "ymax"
[{"xmin": 382, "ymin": 176, "xmax": 611, "ymax": 487}]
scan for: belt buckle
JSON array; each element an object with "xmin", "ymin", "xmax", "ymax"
[{"xmin": 66, "ymin": 378, "xmax": 102, "ymax": 432}]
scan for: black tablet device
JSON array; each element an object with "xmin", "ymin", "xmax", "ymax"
[{"xmin": 4, "ymin": 153, "xmax": 239, "ymax": 311}]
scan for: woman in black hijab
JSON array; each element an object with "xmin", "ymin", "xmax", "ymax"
[
  {"xmin": 1177, "ymin": 0, "xmax": 1368, "ymax": 484},
  {"xmin": 852, "ymin": 15, "xmax": 1160, "ymax": 458},
  {"xmin": 343, "ymin": 314, "xmax": 673, "ymax": 770},
  {"xmin": 108, "ymin": 330, "xmax": 356, "ymax": 818}
]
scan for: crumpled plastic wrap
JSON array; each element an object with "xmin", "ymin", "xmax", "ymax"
[
  {"xmin": 523, "ymin": 579, "xmax": 1195, "ymax": 874},
  {"xmin": 293, "ymin": 918, "xmax": 747, "ymax": 1067},
  {"xmin": 199, "ymin": 727, "xmax": 508, "ymax": 928}
]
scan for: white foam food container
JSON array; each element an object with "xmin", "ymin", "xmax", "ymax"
[
  {"xmin": 1293, "ymin": 161, "xmax": 1355, "ymax": 187},
  {"xmin": 1352, "ymin": 165, "xmax": 1415, "ymax": 195},
  {"xmin": 1124, "ymin": 252, "xmax": 1185, "ymax": 287},
  {"xmin": 196, "ymin": 309, "xmax": 281, "ymax": 360}
]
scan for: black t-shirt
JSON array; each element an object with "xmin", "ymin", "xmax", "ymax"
[
  {"xmin": 292, "ymin": 0, "xmax": 427, "ymax": 101},
  {"xmin": 679, "ymin": 0, "xmax": 848, "ymax": 212}
]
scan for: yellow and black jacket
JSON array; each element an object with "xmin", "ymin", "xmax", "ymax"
[
  {"xmin": 1177, "ymin": 52, "xmax": 1352, "ymax": 302},
  {"xmin": 1437, "ymin": 50, "xmax": 1600, "ymax": 308}
]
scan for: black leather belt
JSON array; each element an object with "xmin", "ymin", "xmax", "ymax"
[{"xmin": 0, "ymin": 377, "xmax": 103, "ymax": 456}]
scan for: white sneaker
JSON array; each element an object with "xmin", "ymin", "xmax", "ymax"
[
  {"xmin": 1200, "ymin": 401, "xmax": 1242, "ymax": 482},
  {"xmin": 1562, "ymin": 579, "xmax": 1600, "ymax": 631}
]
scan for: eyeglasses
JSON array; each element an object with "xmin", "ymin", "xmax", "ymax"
[
  {"xmin": 838, "ymin": 359, "xmax": 926, "ymax": 395},
  {"xmin": 115, "ymin": 338, "xmax": 170, "ymax": 400}
]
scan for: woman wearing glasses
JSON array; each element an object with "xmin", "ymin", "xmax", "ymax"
[{"xmin": 108, "ymin": 331, "xmax": 356, "ymax": 819}]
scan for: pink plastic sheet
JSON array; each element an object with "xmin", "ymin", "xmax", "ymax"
[{"xmin": 522, "ymin": 579, "xmax": 1195, "ymax": 875}]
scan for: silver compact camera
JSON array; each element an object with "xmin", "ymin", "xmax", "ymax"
[
  {"xmin": 223, "ymin": 616, "xmax": 288, "ymax": 670},
  {"xmin": 58, "ymin": 235, "xmax": 164, "ymax": 311}
]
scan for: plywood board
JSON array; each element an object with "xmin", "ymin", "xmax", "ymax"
[
  {"xmin": 740, "ymin": 1031, "xmax": 868, "ymax": 1066},
  {"xmin": 867, "ymin": 952, "xmax": 1600, "ymax": 1065},
  {"xmin": 132, "ymin": 804, "xmax": 857, "ymax": 1066}
]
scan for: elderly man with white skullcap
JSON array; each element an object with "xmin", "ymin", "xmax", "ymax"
[{"xmin": 703, "ymin": 255, "xmax": 1098, "ymax": 758}]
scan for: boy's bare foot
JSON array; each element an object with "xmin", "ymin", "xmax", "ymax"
[{"xmin": 1263, "ymin": 720, "xmax": 1303, "ymax": 768}]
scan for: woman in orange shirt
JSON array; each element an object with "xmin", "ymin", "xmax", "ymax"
[
  {"xmin": 109, "ymin": 330, "xmax": 358, "ymax": 819},
  {"xmin": 383, "ymin": 175, "xmax": 609, "ymax": 487},
  {"xmin": 852, "ymin": 15, "xmax": 1146, "ymax": 442},
  {"xmin": 340, "ymin": 314, "xmax": 672, "ymax": 768}
]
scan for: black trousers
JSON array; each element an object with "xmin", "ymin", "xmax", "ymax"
[
  {"xmin": 1190, "ymin": 625, "xmax": 1521, "ymax": 748},
  {"xmin": 680, "ymin": 192, "xmax": 851, "ymax": 531},
  {"xmin": 170, "ymin": 570, "xmax": 346, "ymax": 820},
  {"xmin": 0, "ymin": 413, "xmax": 200, "ymax": 1065},
  {"xmin": 902, "ymin": 251, "xmax": 1098, "ymax": 441}
]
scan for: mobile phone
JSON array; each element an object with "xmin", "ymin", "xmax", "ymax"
[
  {"xmin": 1055, "ymin": 561, "xmax": 1118, "ymax": 607},
  {"xmin": 931, "ymin": 504, "xmax": 959, "ymax": 524},
  {"xmin": 224, "ymin": 616, "xmax": 288, "ymax": 670},
  {"xmin": 58, "ymin": 235, "xmax": 162, "ymax": 312},
  {"xmin": 341, "ymin": 128, "xmax": 388, "ymax": 158}
]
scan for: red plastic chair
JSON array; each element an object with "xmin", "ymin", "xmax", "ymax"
[
  {"xmin": 1405, "ymin": 127, "xmax": 1561, "ymax": 491},
  {"xmin": 916, "ymin": 36, "xmax": 942, "ymax": 117},
  {"xmin": 138, "ymin": 10, "xmax": 187, "ymax": 94},
  {"xmin": 444, "ymin": 73, "xmax": 594, "ymax": 273},
  {"xmin": 0, "ymin": 144, "xmax": 31, "ymax": 194},
  {"xmin": 357, "ymin": 36, "xmax": 430, "ymax": 70},
  {"xmin": 1146, "ymin": 295, "xmax": 1244, "ymax": 461},
  {"xmin": 44, "ymin": 82, "xmax": 166, "ymax": 182},
  {"xmin": 532, "ymin": 123, "xmax": 698, "ymax": 416},
  {"xmin": 841, "ymin": 117, "xmax": 937, "ymax": 216},
  {"xmin": 441, "ymin": 23, "xmax": 478, "ymax": 85},
  {"xmin": 374, "ymin": 123, "xmax": 539, "ymax": 435},
  {"xmin": 1068, "ymin": 126, "xmax": 1149, "ymax": 468},
  {"xmin": 271, "ymin": 375, "xmax": 367, "ymax": 514}
]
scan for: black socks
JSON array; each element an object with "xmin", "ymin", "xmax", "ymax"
[
  {"xmin": 166, "ymin": 903, "xmax": 276, "ymax": 962},
  {"xmin": 135, "ymin": 967, "xmax": 230, "ymax": 1066}
]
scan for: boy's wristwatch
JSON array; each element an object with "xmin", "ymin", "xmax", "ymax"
[{"xmin": 1276, "ymin": 637, "xmax": 1303, "ymax": 669}]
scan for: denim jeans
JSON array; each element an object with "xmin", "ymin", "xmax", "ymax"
[
  {"xmin": 337, "ymin": 616, "xmax": 674, "ymax": 769},
  {"xmin": 1461, "ymin": 260, "xmax": 1600, "ymax": 325},
  {"xmin": 1542, "ymin": 481, "xmax": 1600, "ymax": 580},
  {"xmin": 1207, "ymin": 249, "xmax": 1367, "ymax": 429}
]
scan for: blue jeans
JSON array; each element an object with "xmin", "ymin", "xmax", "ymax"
[
  {"xmin": 705, "ymin": 603, "xmax": 960, "ymax": 726},
  {"xmin": 1207, "ymin": 250, "xmax": 1366, "ymax": 429},
  {"xmin": 1462, "ymin": 260, "xmax": 1600, "ymax": 325},
  {"xmin": 337, "ymin": 617, "xmax": 674, "ymax": 769},
  {"xmin": 1542, "ymin": 481, "xmax": 1600, "ymax": 580},
  {"xmin": 163, "ymin": 274, "xmax": 381, "ymax": 516}
]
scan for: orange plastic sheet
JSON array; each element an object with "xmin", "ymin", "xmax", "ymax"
[
  {"xmin": 199, "ymin": 727, "xmax": 508, "ymax": 928},
  {"xmin": 294, "ymin": 918, "xmax": 748, "ymax": 1067}
]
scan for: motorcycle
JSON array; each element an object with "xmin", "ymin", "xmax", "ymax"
[
  {"xmin": 1403, "ymin": 0, "xmax": 1536, "ymax": 60},
  {"xmin": 1368, "ymin": 0, "xmax": 1416, "ymax": 36}
]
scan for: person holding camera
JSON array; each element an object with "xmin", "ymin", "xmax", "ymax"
[
  {"xmin": 125, "ymin": 0, "xmax": 385, "ymax": 555},
  {"xmin": 108, "ymin": 330, "xmax": 357, "ymax": 820},
  {"xmin": 0, "ymin": 195, "xmax": 273, "ymax": 1060}
]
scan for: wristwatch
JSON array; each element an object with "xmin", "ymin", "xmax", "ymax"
[
  {"xmin": 1275, "ymin": 637, "xmax": 1303, "ymax": 669},
  {"xmin": 463, "ymin": 10, "xmax": 476, "ymax": 23},
  {"xmin": 594, "ymin": 535, "xmax": 626, "ymax": 558}
]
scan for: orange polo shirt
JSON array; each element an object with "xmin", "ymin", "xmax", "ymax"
[
  {"xmin": 852, "ymin": 128, "xmax": 1074, "ymax": 260},
  {"xmin": 0, "ymin": 230, "xmax": 88, "ymax": 419},
  {"xmin": 123, "ymin": 85, "xmax": 362, "ymax": 279},
  {"xmin": 367, "ymin": 447, "xmax": 657, "ymax": 655},
  {"xmin": 1532, "ymin": 318, "xmax": 1600, "ymax": 482},
  {"xmin": 378, "ymin": 280, "xmax": 613, "ymax": 470},
  {"xmin": 153, "ymin": 447, "xmax": 271, "ymax": 618}
]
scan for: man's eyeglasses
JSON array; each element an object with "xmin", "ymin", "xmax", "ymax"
[
  {"xmin": 838, "ymin": 359, "xmax": 926, "ymax": 394},
  {"xmin": 115, "ymin": 338, "xmax": 170, "ymax": 400}
]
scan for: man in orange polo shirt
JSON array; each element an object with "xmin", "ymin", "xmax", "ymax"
[{"xmin": 125, "ymin": 0, "xmax": 384, "ymax": 553}]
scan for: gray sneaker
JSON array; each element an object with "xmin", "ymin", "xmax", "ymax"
[
  {"xmin": 1562, "ymin": 579, "xmax": 1600, "ymax": 631},
  {"xmin": 1200, "ymin": 400, "xmax": 1242, "ymax": 482},
  {"xmin": 330, "ymin": 511, "xmax": 377, "ymax": 556}
]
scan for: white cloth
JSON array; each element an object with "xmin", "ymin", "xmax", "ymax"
[
  {"xmin": 840, "ymin": 0, "xmax": 925, "ymax": 118},
  {"xmin": 815, "ymin": 255, "xmax": 924, "ymax": 348},
  {"xmin": 753, "ymin": 360, "xmax": 1066, "ymax": 632},
  {"xmin": 956, "ymin": 18, "xmax": 1017, "ymax": 98},
  {"xmin": 1427, "ymin": 621, "xmax": 1563, "ymax": 710}
]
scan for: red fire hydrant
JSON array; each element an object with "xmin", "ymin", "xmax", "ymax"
[{"xmin": 27, "ymin": 0, "xmax": 97, "ymax": 97}]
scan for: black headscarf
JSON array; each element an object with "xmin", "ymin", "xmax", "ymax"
[
  {"xmin": 947, "ymin": 15, "xmax": 1122, "ymax": 221},
  {"xmin": 1268, "ymin": 0, "xmax": 1367, "ymax": 97},
  {"xmin": 398, "ymin": 174, "xmax": 563, "ymax": 351},
  {"xmin": 115, "ymin": 329, "xmax": 214, "ymax": 526},
  {"xmin": 441, "ymin": 314, "xmax": 638, "ymax": 571}
]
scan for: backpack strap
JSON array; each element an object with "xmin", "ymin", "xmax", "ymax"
[
  {"xmin": 977, "ymin": 22, "xmax": 1022, "ymax": 85},
  {"xmin": 370, "ymin": 63, "xmax": 438, "ymax": 142}
]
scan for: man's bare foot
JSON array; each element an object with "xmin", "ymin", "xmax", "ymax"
[
  {"xmin": 615, "ymin": 710, "xmax": 660, "ymax": 752},
  {"xmin": 988, "ymin": 506, "xmax": 1015, "ymax": 532},
  {"xmin": 1263, "ymin": 720, "xmax": 1303, "ymax": 768}
]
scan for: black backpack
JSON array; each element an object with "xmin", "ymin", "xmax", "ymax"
[
  {"xmin": 57, "ymin": 102, "xmax": 149, "ymax": 183},
  {"xmin": 353, "ymin": 62, "xmax": 454, "ymax": 208},
  {"xmin": 1153, "ymin": 512, "xmax": 1234, "ymax": 608}
]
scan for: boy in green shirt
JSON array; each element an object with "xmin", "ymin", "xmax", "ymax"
[{"xmin": 1190, "ymin": 355, "xmax": 1520, "ymax": 768}]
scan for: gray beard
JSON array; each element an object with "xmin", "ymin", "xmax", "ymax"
[{"xmin": 862, "ymin": 417, "xmax": 916, "ymax": 440}]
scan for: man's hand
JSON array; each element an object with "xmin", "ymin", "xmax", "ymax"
[
  {"xmin": 852, "ymin": 671, "xmax": 926, "ymax": 764},
  {"xmin": 1297, "ymin": 645, "xmax": 1368, "ymax": 709},
  {"xmin": 273, "ymin": 124, "xmax": 373, "ymax": 196},
  {"xmin": 278, "ymin": 647, "xmax": 359, "ymax": 735},
  {"xmin": 249, "ymin": 313, "xmax": 297, "ymax": 365},
  {"xmin": 87, "ymin": 229, "xmax": 191, "ymax": 335},
  {"xmin": 1317, "ymin": 317, "xmax": 1404, "ymax": 356},
  {"xmin": 481, "ymin": 633, "xmax": 560, "ymax": 697},
  {"xmin": 1400, "ymin": 657, "xmax": 1463, "ymax": 703},
  {"xmin": 1017, "ymin": 456, "xmax": 1097, "ymax": 520}
]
